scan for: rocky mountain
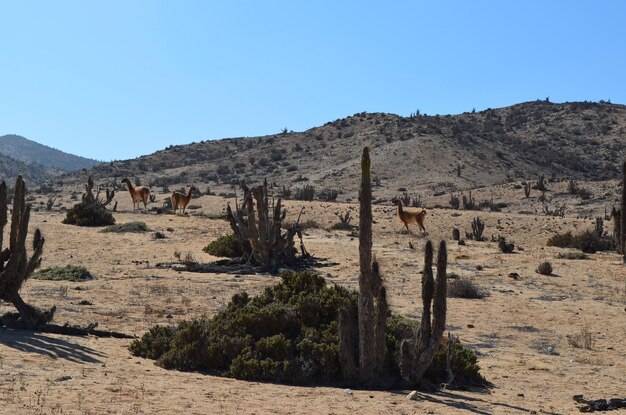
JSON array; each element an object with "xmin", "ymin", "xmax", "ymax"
[
  {"xmin": 0, "ymin": 134, "xmax": 100, "ymax": 172},
  {"xmin": 64, "ymin": 100, "xmax": 626, "ymax": 200},
  {"xmin": 0, "ymin": 153, "xmax": 61, "ymax": 184}
]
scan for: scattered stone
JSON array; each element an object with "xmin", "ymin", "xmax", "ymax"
[
  {"xmin": 574, "ymin": 395, "xmax": 626, "ymax": 412},
  {"xmin": 508, "ymin": 272, "xmax": 521, "ymax": 280},
  {"xmin": 344, "ymin": 388, "xmax": 353, "ymax": 396},
  {"xmin": 547, "ymin": 346, "xmax": 559, "ymax": 355},
  {"xmin": 408, "ymin": 391, "xmax": 420, "ymax": 401},
  {"xmin": 467, "ymin": 324, "xmax": 475, "ymax": 328},
  {"xmin": 55, "ymin": 376, "xmax": 72, "ymax": 382}
]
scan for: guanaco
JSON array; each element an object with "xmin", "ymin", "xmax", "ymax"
[
  {"xmin": 171, "ymin": 186, "xmax": 196, "ymax": 214},
  {"xmin": 393, "ymin": 199, "xmax": 427, "ymax": 233},
  {"xmin": 121, "ymin": 178, "xmax": 151, "ymax": 213}
]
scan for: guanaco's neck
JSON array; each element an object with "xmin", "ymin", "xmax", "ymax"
[
  {"xmin": 396, "ymin": 201, "xmax": 404, "ymax": 214},
  {"xmin": 186, "ymin": 187, "xmax": 194, "ymax": 200},
  {"xmin": 124, "ymin": 181, "xmax": 135, "ymax": 193}
]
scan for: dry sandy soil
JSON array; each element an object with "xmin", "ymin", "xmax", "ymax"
[{"xmin": 0, "ymin": 186, "xmax": 625, "ymax": 415}]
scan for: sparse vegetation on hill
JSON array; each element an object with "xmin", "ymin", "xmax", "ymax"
[
  {"xmin": 65, "ymin": 101, "xmax": 626, "ymax": 200},
  {"xmin": 0, "ymin": 134, "xmax": 100, "ymax": 172},
  {"xmin": 0, "ymin": 152, "xmax": 60, "ymax": 183}
]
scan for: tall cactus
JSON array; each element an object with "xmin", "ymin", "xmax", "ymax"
[
  {"xmin": 611, "ymin": 206, "xmax": 621, "ymax": 254},
  {"xmin": 356, "ymin": 146, "xmax": 388, "ymax": 383},
  {"xmin": 471, "ymin": 217, "xmax": 485, "ymax": 241},
  {"xmin": 399, "ymin": 240, "xmax": 448, "ymax": 385},
  {"xmin": 0, "ymin": 176, "xmax": 49, "ymax": 329}
]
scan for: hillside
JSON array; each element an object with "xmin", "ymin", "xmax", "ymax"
[
  {"xmin": 0, "ymin": 152, "xmax": 63, "ymax": 183},
  {"xmin": 68, "ymin": 100, "xmax": 626, "ymax": 199},
  {"xmin": 0, "ymin": 134, "xmax": 100, "ymax": 172}
]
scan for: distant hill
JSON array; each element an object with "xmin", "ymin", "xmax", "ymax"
[
  {"xmin": 64, "ymin": 100, "xmax": 626, "ymax": 200},
  {"xmin": 0, "ymin": 152, "xmax": 61, "ymax": 184},
  {"xmin": 0, "ymin": 135, "xmax": 100, "ymax": 172}
]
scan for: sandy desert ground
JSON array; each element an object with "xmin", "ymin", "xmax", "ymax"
[{"xmin": 0, "ymin": 186, "xmax": 625, "ymax": 415}]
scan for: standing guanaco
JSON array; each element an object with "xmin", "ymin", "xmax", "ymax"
[
  {"xmin": 121, "ymin": 178, "xmax": 151, "ymax": 213},
  {"xmin": 171, "ymin": 186, "xmax": 196, "ymax": 214},
  {"xmin": 393, "ymin": 199, "xmax": 427, "ymax": 233}
]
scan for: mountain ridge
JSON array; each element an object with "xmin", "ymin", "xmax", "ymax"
[
  {"xmin": 0, "ymin": 134, "xmax": 100, "ymax": 173},
  {"xmin": 61, "ymin": 100, "xmax": 624, "ymax": 201}
]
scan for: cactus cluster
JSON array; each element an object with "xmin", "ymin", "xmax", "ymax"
[
  {"xmin": 338, "ymin": 147, "xmax": 449, "ymax": 386},
  {"xmin": 0, "ymin": 176, "xmax": 52, "ymax": 329}
]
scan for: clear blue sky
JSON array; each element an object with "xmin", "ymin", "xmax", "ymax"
[{"xmin": 1, "ymin": 1, "xmax": 625, "ymax": 161}]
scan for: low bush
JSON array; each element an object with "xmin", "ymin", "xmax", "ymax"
[
  {"xmin": 556, "ymin": 252, "xmax": 588, "ymax": 260},
  {"xmin": 101, "ymin": 221, "xmax": 150, "ymax": 233},
  {"xmin": 62, "ymin": 202, "xmax": 115, "ymax": 227},
  {"xmin": 203, "ymin": 234, "xmax": 244, "ymax": 258},
  {"xmin": 293, "ymin": 185, "xmax": 315, "ymax": 201},
  {"xmin": 536, "ymin": 261, "xmax": 553, "ymax": 275},
  {"xmin": 318, "ymin": 188, "xmax": 338, "ymax": 202},
  {"xmin": 130, "ymin": 271, "xmax": 485, "ymax": 387},
  {"xmin": 546, "ymin": 230, "xmax": 615, "ymax": 253},
  {"xmin": 34, "ymin": 265, "xmax": 93, "ymax": 281},
  {"xmin": 498, "ymin": 236, "xmax": 515, "ymax": 253},
  {"xmin": 448, "ymin": 278, "xmax": 488, "ymax": 299}
]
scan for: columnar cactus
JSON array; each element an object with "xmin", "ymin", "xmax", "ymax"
[
  {"xmin": 357, "ymin": 146, "xmax": 388, "ymax": 383},
  {"xmin": 471, "ymin": 217, "xmax": 485, "ymax": 241},
  {"xmin": 399, "ymin": 240, "xmax": 448, "ymax": 384},
  {"xmin": 0, "ymin": 176, "xmax": 49, "ymax": 329}
]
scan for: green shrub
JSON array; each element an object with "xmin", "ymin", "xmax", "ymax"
[
  {"xmin": 425, "ymin": 336, "xmax": 485, "ymax": 386},
  {"xmin": 62, "ymin": 202, "xmax": 115, "ymax": 227},
  {"xmin": 101, "ymin": 221, "xmax": 150, "ymax": 233},
  {"xmin": 130, "ymin": 271, "xmax": 485, "ymax": 387},
  {"xmin": 318, "ymin": 188, "xmax": 338, "ymax": 202},
  {"xmin": 547, "ymin": 231, "xmax": 574, "ymax": 247},
  {"xmin": 556, "ymin": 252, "xmax": 589, "ymax": 260},
  {"xmin": 547, "ymin": 230, "xmax": 615, "ymax": 253},
  {"xmin": 498, "ymin": 236, "xmax": 515, "ymax": 253},
  {"xmin": 203, "ymin": 234, "xmax": 244, "ymax": 258},
  {"xmin": 293, "ymin": 185, "xmax": 315, "ymax": 201},
  {"xmin": 536, "ymin": 261, "xmax": 553, "ymax": 275},
  {"xmin": 34, "ymin": 265, "xmax": 93, "ymax": 281},
  {"xmin": 448, "ymin": 278, "xmax": 488, "ymax": 299}
]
